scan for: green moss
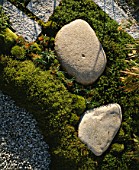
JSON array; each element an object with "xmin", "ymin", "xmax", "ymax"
[
  {"xmin": 111, "ymin": 143, "xmax": 125, "ymax": 153},
  {"xmin": 11, "ymin": 45, "xmax": 26, "ymax": 60},
  {"xmin": 28, "ymin": 42, "xmax": 41, "ymax": 53},
  {"xmin": 0, "ymin": 56, "xmax": 87, "ymax": 170},
  {"xmin": 0, "ymin": 0, "xmax": 139, "ymax": 169},
  {"xmin": 0, "ymin": 6, "xmax": 9, "ymax": 32},
  {"xmin": 0, "ymin": 28, "xmax": 18, "ymax": 54},
  {"xmin": 36, "ymin": 0, "xmax": 138, "ymax": 168}
]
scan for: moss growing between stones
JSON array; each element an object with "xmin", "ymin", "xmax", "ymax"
[
  {"xmin": 0, "ymin": 56, "xmax": 87, "ymax": 169},
  {"xmin": 0, "ymin": 0, "xmax": 139, "ymax": 169}
]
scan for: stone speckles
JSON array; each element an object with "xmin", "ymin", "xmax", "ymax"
[
  {"xmin": 78, "ymin": 103, "xmax": 122, "ymax": 156},
  {"xmin": 55, "ymin": 19, "xmax": 107, "ymax": 85},
  {"xmin": 27, "ymin": 0, "xmax": 62, "ymax": 22},
  {"xmin": 0, "ymin": 91, "xmax": 50, "ymax": 169}
]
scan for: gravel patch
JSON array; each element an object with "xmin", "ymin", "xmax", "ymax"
[
  {"xmin": 2, "ymin": 0, "xmax": 139, "ymax": 40},
  {"xmin": 93, "ymin": 0, "xmax": 139, "ymax": 39},
  {"xmin": 27, "ymin": 0, "xmax": 62, "ymax": 22},
  {"xmin": 93, "ymin": 0, "xmax": 128, "ymax": 22},
  {"xmin": 0, "ymin": 90, "xmax": 50, "ymax": 170},
  {"xmin": 3, "ymin": 0, "xmax": 42, "ymax": 42}
]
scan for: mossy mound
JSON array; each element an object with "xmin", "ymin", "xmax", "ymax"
[
  {"xmin": 0, "ymin": 28, "xmax": 18, "ymax": 54},
  {"xmin": 11, "ymin": 45, "xmax": 26, "ymax": 60},
  {"xmin": 0, "ymin": 56, "xmax": 86, "ymax": 169},
  {"xmin": 0, "ymin": 0, "xmax": 139, "ymax": 169}
]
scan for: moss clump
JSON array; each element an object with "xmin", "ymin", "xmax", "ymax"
[
  {"xmin": 0, "ymin": 56, "xmax": 87, "ymax": 170},
  {"xmin": 111, "ymin": 143, "xmax": 125, "ymax": 153},
  {"xmin": 11, "ymin": 45, "xmax": 26, "ymax": 60},
  {"xmin": 0, "ymin": 28, "xmax": 18, "ymax": 54},
  {"xmin": 27, "ymin": 42, "xmax": 41, "ymax": 53}
]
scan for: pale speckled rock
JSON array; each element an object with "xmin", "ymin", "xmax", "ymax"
[
  {"xmin": 55, "ymin": 19, "xmax": 107, "ymax": 85},
  {"xmin": 78, "ymin": 103, "xmax": 122, "ymax": 156}
]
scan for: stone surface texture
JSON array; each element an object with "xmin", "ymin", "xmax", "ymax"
[
  {"xmin": 0, "ymin": 91, "xmax": 50, "ymax": 169},
  {"xmin": 3, "ymin": 0, "xmax": 42, "ymax": 42},
  {"xmin": 93, "ymin": 0, "xmax": 139, "ymax": 39},
  {"xmin": 55, "ymin": 19, "xmax": 107, "ymax": 85},
  {"xmin": 78, "ymin": 103, "xmax": 122, "ymax": 156},
  {"xmin": 27, "ymin": 0, "xmax": 62, "ymax": 22},
  {"xmin": 2, "ymin": 0, "xmax": 139, "ymax": 41}
]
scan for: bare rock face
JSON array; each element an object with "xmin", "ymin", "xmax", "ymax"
[
  {"xmin": 55, "ymin": 19, "xmax": 107, "ymax": 85},
  {"xmin": 78, "ymin": 103, "xmax": 122, "ymax": 156}
]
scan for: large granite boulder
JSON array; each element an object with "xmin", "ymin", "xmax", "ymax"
[
  {"xmin": 55, "ymin": 19, "xmax": 107, "ymax": 85},
  {"xmin": 78, "ymin": 103, "xmax": 122, "ymax": 156}
]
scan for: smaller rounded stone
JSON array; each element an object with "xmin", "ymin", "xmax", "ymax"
[{"xmin": 78, "ymin": 103, "xmax": 122, "ymax": 156}]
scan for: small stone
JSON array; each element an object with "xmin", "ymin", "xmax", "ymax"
[
  {"xmin": 55, "ymin": 19, "xmax": 107, "ymax": 85},
  {"xmin": 78, "ymin": 103, "xmax": 122, "ymax": 156}
]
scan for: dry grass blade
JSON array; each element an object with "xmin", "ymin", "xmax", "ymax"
[{"xmin": 121, "ymin": 38, "xmax": 139, "ymax": 92}]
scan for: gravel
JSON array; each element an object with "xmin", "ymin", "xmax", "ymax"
[
  {"xmin": 27, "ymin": 0, "xmax": 62, "ymax": 22},
  {"xmin": 0, "ymin": 90, "xmax": 50, "ymax": 170},
  {"xmin": 93, "ymin": 0, "xmax": 139, "ymax": 39},
  {"xmin": 3, "ymin": 0, "xmax": 42, "ymax": 42},
  {"xmin": 0, "ymin": 1, "xmax": 139, "ymax": 169},
  {"xmin": 2, "ymin": 0, "xmax": 139, "ymax": 41}
]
